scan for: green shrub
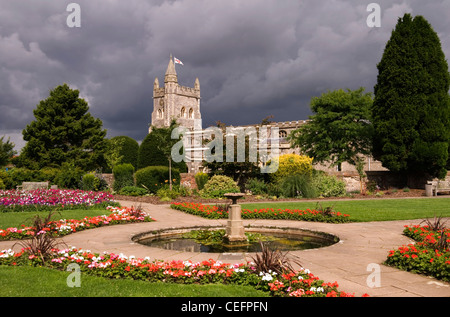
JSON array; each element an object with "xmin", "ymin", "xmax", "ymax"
[
  {"xmin": 200, "ymin": 175, "xmax": 240, "ymax": 198},
  {"xmin": 137, "ymin": 132, "xmax": 187, "ymax": 172},
  {"xmin": 8, "ymin": 168, "xmax": 41, "ymax": 189},
  {"xmin": 113, "ymin": 163, "xmax": 135, "ymax": 192},
  {"xmin": 156, "ymin": 186, "xmax": 180, "ymax": 199},
  {"xmin": 280, "ymin": 174, "xmax": 317, "ymax": 198},
  {"xmin": 118, "ymin": 186, "xmax": 148, "ymax": 196},
  {"xmin": 110, "ymin": 136, "xmax": 139, "ymax": 170},
  {"xmin": 81, "ymin": 173, "xmax": 100, "ymax": 191},
  {"xmin": 0, "ymin": 170, "xmax": 13, "ymax": 189},
  {"xmin": 135, "ymin": 166, "xmax": 180, "ymax": 194},
  {"xmin": 39, "ymin": 167, "xmax": 60, "ymax": 184},
  {"xmin": 54, "ymin": 163, "xmax": 84, "ymax": 189},
  {"xmin": 245, "ymin": 178, "xmax": 269, "ymax": 195},
  {"xmin": 194, "ymin": 172, "xmax": 209, "ymax": 190},
  {"xmin": 312, "ymin": 171, "xmax": 346, "ymax": 197},
  {"xmin": 0, "ymin": 179, "xmax": 4, "ymax": 190}
]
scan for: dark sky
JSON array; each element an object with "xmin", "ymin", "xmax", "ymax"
[{"xmin": 0, "ymin": 0, "xmax": 449, "ymax": 151}]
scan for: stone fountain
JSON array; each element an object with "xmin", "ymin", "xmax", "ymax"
[{"xmin": 223, "ymin": 193, "xmax": 247, "ymax": 244}]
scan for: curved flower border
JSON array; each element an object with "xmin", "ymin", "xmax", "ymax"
[
  {"xmin": 0, "ymin": 206, "xmax": 155, "ymax": 240},
  {"xmin": 0, "ymin": 189, "xmax": 117, "ymax": 212},
  {"xmin": 171, "ymin": 202, "xmax": 351, "ymax": 223},
  {"xmin": 0, "ymin": 247, "xmax": 369, "ymax": 297},
  {"xmin": 385, "ymin": 224, "xmax": 450, "ymax": 282}
]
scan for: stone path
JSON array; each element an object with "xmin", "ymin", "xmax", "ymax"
[{"xmin": 1, "ymin": 200, "xmax": 449, "ymax": 297}]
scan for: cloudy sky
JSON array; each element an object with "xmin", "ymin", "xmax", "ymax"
[{"xmin": 0, "ymin": 0, "xmax": 449, "ymax": 151}]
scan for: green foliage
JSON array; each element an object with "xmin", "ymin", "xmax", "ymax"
[
  {"xmin": 280, "ymin": 174, "xmax": 317, "ymax": 198},
  {"xmin": 7, "ymin": 168, "xmax": 42, "ymax": 189},
  {"xmin": 81, "ymin": 173, "xmax": 105, "ymax": 191},
  {"xmin": 156, "ymin": 186, "xmax": 180, "ymax": 200},
  {"xmin": 202, "ymin": 125, "xmax": 260, "ymax": 188},
  {"xmin": 289, "ymin": 88, "xmax": 374, "ymax": 168},
  {"xmin": 108, "ymin": 136, "xmax": 139, "ymax": 171},
  {"xmin": 0, "ymin": 170, "xmax": 13, "ymax": 190},
  {"xmin": 0, "ymin": 136, "xmax": 16, "ymax": 168},
  {"xmin": 135, "ymin": 166, "xmax": 180, "ymax": 194},
  {"xmin": 199, "ymin": 175, "xmax": 240, "ymax": 198},
  {"xmin": 112, "ymin": 163, "xmax": 135, "ymax": 192},
  {"xmin": 312, "ymin": 171, "xmax": 346, "ymax": 197},
  {"xmin": 194, "ymin": 172, "xmax": 209, "ymax": 190},
  {"xmin": 53, "ymin": 162, "xmax": 84, "ymax": 189},
  {"xmin": 245, "ymin": 178, "xmax": 269, "ymax": 195},
  {"xmin": 372, "ymin": 14, "xmax": 450, "ymax": 179},
  {"xmin": 20, "ymin": 83, "xmax": 108, "ymax": 171},
  {"xmin": 118, "ymin": 186, "xmax": 148, "ymax": 196},
  {"xmin": 272, "ymin": 154, "xmax": 313, "ymax": 183},
  {"xmin": 137, "ymin": 121, "xmax": 187, "ymax": 173},
  {"xmin": 0, "ymin": 179, "xmax": 4, "ymax": 190}
]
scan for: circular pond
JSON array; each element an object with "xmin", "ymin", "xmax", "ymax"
[{"xmin": 133, "ymin": 226, "xmax": 339, "ymax": 253}]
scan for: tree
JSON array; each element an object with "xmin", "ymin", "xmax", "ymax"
[
  {"xmin": 20, "ymin": 84, "xmax": 108, "ymax": 171},
  {"xmin": 202, "ymin": 121, "xmax": 261, "ymax": 188},
  {"xmin": 0, "ymin": 136, "xmax": 16, "ymax": 167},
  {"xmin": 137, "ymin": 120, "xmax": 187, "ymax": 189},
  {"xmin": 372, "ymin": 14, "xmax": 450, "ymax": 180},
  {"xmin": 288, "ymin": 87, "xmax": 374, "ymax": 169},
  {"xmin": 105, "ymin": 136, "xmax": 139, "ymax": 172}
]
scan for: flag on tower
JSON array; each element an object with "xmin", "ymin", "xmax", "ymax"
[{"xmin": 174, "ymin": 57, "xmax": 184, "ymax": 65}]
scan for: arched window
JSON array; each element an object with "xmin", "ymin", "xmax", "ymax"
[
  {"xmin": 181, "ymin": 107, "xmax": 186, "ymax": 118},
  {"xmin": 279, "ymin": 130, "xmax": 287, "ymax": 138},
  {"xmin": 157, "ymin": 109, "xmax": 163, "ymax": 119},
  {"xmin": 188, "ymin": 108, "xmax": 194, "ymax": 119}
]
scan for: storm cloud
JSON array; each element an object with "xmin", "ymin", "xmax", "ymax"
[{"xmin": 0, "ymin": 0, "xmax": 449, "ymax": 151}]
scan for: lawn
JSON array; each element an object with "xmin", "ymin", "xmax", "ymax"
[
  {"xmin": 241, "ymin": 197, "xmax": 450, "ymax": 222},
  {"xmin": 0, "ymin": 209, "xmax": 113, "ymax": 229},
  {"xmin": 0, "ymin": 265, "xmax": 268, "ymax": 297}
]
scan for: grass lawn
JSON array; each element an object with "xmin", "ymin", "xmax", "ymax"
[
  {"xmin": 0, "ymin": 265, "xmax": 268, "ymax": 297},
  {"xmin": 241, "ymin": 197, "xmax": 450, "ymax": 222},
  {"xmin": 0, "ymin": 208, "xmax": 115, "ymax": 229}
]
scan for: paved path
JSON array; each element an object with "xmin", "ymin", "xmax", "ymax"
[{"xmin": 1, "ymin": 200, "xmax": 449, "ymax": 297}]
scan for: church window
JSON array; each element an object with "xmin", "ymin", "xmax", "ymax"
[
  {"xmin": 279, "ymin": 130, "xmax": 287, "ymax": 138},
  {"xmin": 181, "ymin": 107, "xmax": 186, "ymax": 118},
  {"xmin": 188, "ymin": 108, "xmax": 194, "ymax": 119},
  {"xmin": 157, "ymin": 109, "xmax": 163, "ymax": 119}
]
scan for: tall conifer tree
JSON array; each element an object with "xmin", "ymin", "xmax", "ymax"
[
  {"xmin": 21, "ymin": 84, "xmax": 107, "ymax": 170},
  {"xmin": 372, "ymin": 14, "xmax": 450, "ymax": 180}
]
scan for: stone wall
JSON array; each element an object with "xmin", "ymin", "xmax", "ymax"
[{"xmin": 180, "ymin": 173, "xmax": 197, "ymax": 190}]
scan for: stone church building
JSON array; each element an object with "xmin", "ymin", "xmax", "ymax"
[{"xmin": 150, "ymin": 56, "xmax": 388, "ymax": 190}]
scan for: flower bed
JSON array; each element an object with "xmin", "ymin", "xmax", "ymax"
[
  {"xmin": 0, "ymin": 206, "xmax": 154, "ymax": 240},
  {"xmin": 0, "ymin": 247, "xmax": 368, "ymax": 297},
  {"xmin": 171, "ymin": 202, "xmax": 351, "ymax": 223},
  {"xmin": 384, "ymin": 225, "xmax": 450, "ymax": 282},
  {"xmin": 0, "ymin": 189, "xmax": 117, "ymax": 212}
]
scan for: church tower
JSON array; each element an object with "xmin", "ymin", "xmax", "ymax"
[{"xmin": 150, "ymin": 55, "xmax": 201, "ymax": 132}]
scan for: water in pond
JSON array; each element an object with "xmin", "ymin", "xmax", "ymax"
[{"xmin": 138, "ymin": 231, "xmax": 338, "ymax": 253}]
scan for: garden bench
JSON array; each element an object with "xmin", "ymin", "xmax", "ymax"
[
  {"xmin": 426, "ymin": 179, "xmax": 450, "ymax": 196},
  {"xmin": 16, "ymin": 181, "xmax": 50, "ymax": 191}
]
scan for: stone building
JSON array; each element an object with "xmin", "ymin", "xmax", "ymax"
[
  {"xmin": 150, "ymin": 56, "xmax": 387, "ymax": 186},
  {"xmin": 151, "ymin": 55, "xmax": 201, "ymax": 132}
]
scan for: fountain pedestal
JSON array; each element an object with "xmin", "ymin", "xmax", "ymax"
[{"xmin": 223, "ymin": 193, "xmax": 247, "ymax": 244}]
